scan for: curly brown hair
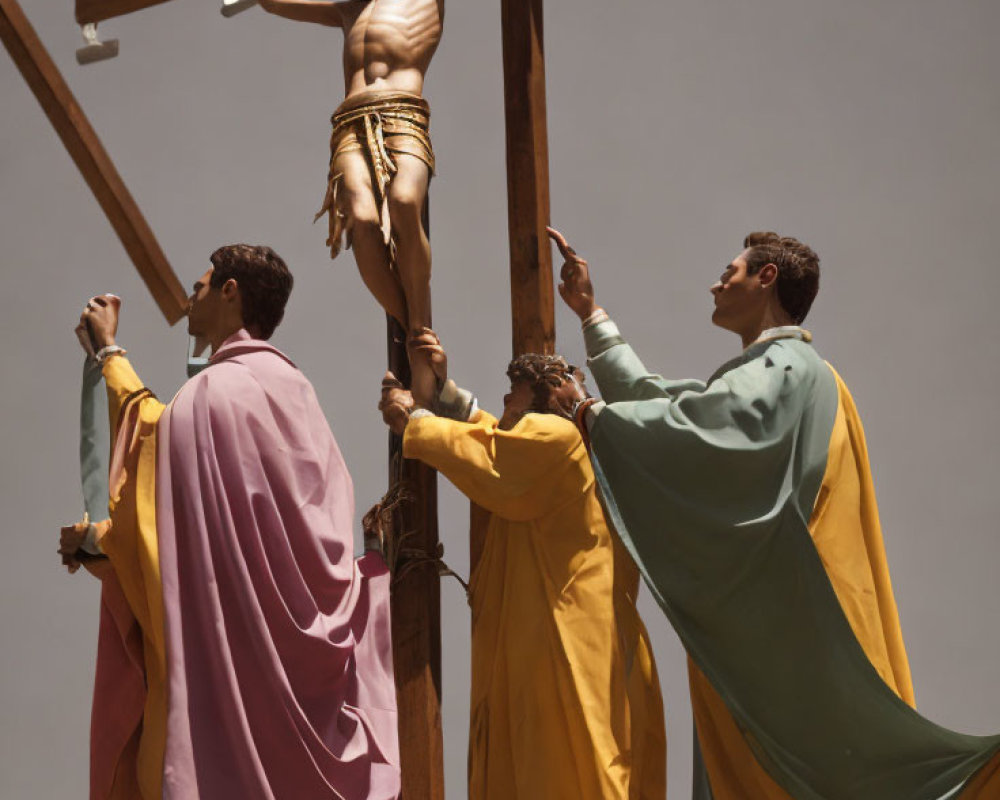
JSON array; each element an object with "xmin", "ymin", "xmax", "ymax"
[
  {"xmin": 743, "ymin": 232, "xmax": 820, "ymax": 324},
  {"xmin": 506, "ymin": 353, "xmax": 577, "ymax": 411},
  {"xmin": 209, "ymin": 244, "xmax": 293, "ymax": 340}
]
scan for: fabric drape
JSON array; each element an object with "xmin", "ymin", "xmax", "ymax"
[
  {"xmin": 86, "ymin": 331, "xmax": 400, "ymax": 799},
  {"xmin": 158, "ymin": 331, "xmax": 400, "ymax": 799},
  {"xmin": 585, "ymin": 319, "xmax": 1000, "ymax": 799}
]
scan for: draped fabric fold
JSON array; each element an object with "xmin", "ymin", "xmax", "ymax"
[
  {"xmin": 584, "ymin": 320, "xmax": 1000, "ymax": 799},
  {"xmin": 158, "ymin": 331, "xmax": 400, "ymax": 799},
  {"xmin": 82, "ymin": 330, "xmax": 399, "ymax": 799},
  {"xmin": 404, "ymin": 409, "xmax": 665, "ymax": 799}
]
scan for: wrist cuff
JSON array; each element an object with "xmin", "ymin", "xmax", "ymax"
[
  {"xmin": 436, "ymin": 380, "xmax": 476, "ymax": 421},
  {"xmin": 95, "ymin": 344, "xmax": 126, "ymax": 364},
  {"xmin": 581, "ymin": 307, "xmax": 609, "ymax": 329}
]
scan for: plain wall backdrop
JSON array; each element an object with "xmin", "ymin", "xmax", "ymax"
[{"xmin": 2, "ymin": 0, "xmax": 998, "ymax": 796}]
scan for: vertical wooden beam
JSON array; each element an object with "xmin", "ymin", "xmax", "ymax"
[
  {"xmin": 470, "ymin": 0, "xmax": 555, "ymax": 571},
  {"xmin": 501, "ymin": 0, "xmax": 554, "ymax": 358},
  {"xmin": 0, "ymin": 0, "xmax": 187, "ymax": 323},
  {"xmin": 387, "ymin": 203, "xmax": 444, "ymax": 799}
]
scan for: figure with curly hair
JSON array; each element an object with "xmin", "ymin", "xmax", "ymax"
[{"xmin": 378, "ymin": 333, "xmax": 666, "ymax": 800}]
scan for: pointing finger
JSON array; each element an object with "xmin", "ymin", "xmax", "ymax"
[{"xmin": 546, "ymin": 226, "xmax": 575, "ymax": 258}]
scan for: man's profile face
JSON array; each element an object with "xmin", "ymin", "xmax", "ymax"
[
  {"xmin": 186, "ymin": 267, "xmax": 221, "ymax": 338},
  {"xmin": 710, "ymin": 250, "xmax": 762, "ymax": 334}
]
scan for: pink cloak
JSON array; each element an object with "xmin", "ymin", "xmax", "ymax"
[{"xmin": 151, "ymin": 330, "xmax": 400, "ymax": 798}]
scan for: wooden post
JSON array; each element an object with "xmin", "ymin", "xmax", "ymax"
[
  {"xmin": 0, "ymin": 0, "xmax": 187, "ymax": 323},
  {"xmin": 387, "ymin": 203, "xmax": 445, "ymax": 798},
  {"xmin": 501, "ymin": 0, "xmax": 554, "ymax": 358},
  {"xmin": 470, "ymin": 0, "xmax": 555, "ymax": 571}
]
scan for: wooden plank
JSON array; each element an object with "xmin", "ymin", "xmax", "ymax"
[
  {"xmin": 0, "ymin": 0, "xmax": 187, "ymax": 324},
  {"xmin": 500, "ymin": 0, "xmax": 554, "ymax": 358},
  {"xmin": 75, "ymin": 0, "xmax": 174, "ymax": 25},
  {"xmin": 386, "ymin": 203, "xmax": 444, "ymax": 798},
  {"xmin": 470, "ymin": 0, "xmax": 555, "ymax": 572}
]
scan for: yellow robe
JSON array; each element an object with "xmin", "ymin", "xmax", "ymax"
[
  {"xmin": 96, "ymin": 355, "xmax": 168, "ymax": 800},
  {"xmin": 404, "ymin": 410, "xmax": 666, "ymax": 799}
]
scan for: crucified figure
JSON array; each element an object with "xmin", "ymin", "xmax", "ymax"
[{"xmin": 257, "ymin": 0, "xmax": 443, "ymax": 395}]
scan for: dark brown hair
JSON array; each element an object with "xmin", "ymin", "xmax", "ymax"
[
  {"xmin": 743, "ymin": 232, "xmax": 820, "ymax": 324},
  {"xmin": 506, "ymin": 353, "xmax": 576, "ymax": 411},
  {"xmin": 209, "ymin": 244, "xmax": 293, "ymax": 340}
]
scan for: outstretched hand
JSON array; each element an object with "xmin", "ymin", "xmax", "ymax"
[
  {"xmin": 379, "ymin": 371, "xmax": 415, "ymax": 436},
  {"xmin": 548, "ymin": 227, "xmax": 597, "ymax": 321}
]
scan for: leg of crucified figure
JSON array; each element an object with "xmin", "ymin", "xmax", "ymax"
[
  {"xmin": 387, "ymin": 154, "xmax": 436, "ymax": 404},
  {"xmin": 334, "ymin": 150, "xmax": 409, "ymax": 328}
]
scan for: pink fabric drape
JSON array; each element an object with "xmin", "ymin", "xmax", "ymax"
[
  {"xmin": 90, "ymin": 573, "xmax": 146, "ymax": 799},
  {"xmin": 156, "ymin": 330, "xmax": 399, "ymax": 798}
]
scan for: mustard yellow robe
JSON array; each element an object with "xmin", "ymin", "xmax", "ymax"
[
  {"xmin": 92, "ymin": 355, "xmax": 168, "ymax": 800},
  {"xmin": 404, "ymin": 410, "xmax": 666, "ymax": 799}
]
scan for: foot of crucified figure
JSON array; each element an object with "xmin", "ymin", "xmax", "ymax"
[
  {"xmin": 407, "ymin": 328, "xmax": 447, "ymax": 411},
  {"xmin": 408, "ymin": 327, "xmax": 441, "ymax": 411}
]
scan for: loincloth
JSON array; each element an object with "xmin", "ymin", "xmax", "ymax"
[{"xmin": 315, "ymin": 89, "xmax": 435, "ymax": 259}]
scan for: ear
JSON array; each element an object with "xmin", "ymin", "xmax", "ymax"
[
  {"xmin": 757, "ymin": 263, "xmax": 778, "ymax": 289},
  {"xmin": 221, "ymin": 278, "xmax": 240, "ymax": 300}
]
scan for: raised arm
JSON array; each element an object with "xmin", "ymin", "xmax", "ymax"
[
  {"xmin": 584, "ymin": 318, "xmax": 706, "ymax": 403},
  {"xmin": 78, "ymin": 294, "xmax": 164, "ymax": 434},
  {"xmin": 258, "ymin": 0, "xmax": 344, "ymax": 27},
  {"xmin": 548, "ymin": 227, "xmax": 706, "ymax": 403}
]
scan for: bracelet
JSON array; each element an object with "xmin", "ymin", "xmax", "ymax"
[
  {"xmin": 581, "ymin": 308, "xmax": 609, "ymax": 329},
  {"xmin": 95, "ymin": 344, "xmax": 127, "ymax": 364}
]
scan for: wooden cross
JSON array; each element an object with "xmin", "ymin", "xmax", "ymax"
[
  {"xmin": 3, "ymin": 1, "xmax": 553, "ymax": 795},
  {"xmin": 0, "ymin": 0, "xmax": 187, "ymax": 324}
]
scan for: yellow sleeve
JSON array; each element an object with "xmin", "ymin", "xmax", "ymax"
[
  {"xmin": 102, "ymin": 354, "xmax": 146, "ymax": 422},
  {"xmin": 102, "ymin": 354, "xmax": 164, "ymax": 436},
  {"xmin": 98, "ymin": 366, "xmax": 169, "ymax": 799},
  {"xmin": 403, "ymin": 411, "xmax": 582, "ymax": 521}
]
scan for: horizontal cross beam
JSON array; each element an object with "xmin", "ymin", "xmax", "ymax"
[{"xmin": 1, "ymin": 0, "xmax": 187, "ymax": 324}]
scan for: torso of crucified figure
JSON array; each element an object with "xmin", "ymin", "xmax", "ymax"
[
  {"xmin": 340, "ymin": 0, "xmax": 442, "ymax": 97},
  {"xmin": 258, "ymin": 0, "xmax": 442, "ymax": 97}
]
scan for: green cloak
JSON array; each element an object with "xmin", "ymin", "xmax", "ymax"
[{"xmin": 584, "ymin": 319, "xmax": 1000, "ymax": 799}]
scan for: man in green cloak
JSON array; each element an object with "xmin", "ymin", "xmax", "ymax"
[{"xmin": 548, "ymin": 227, "xmax": 1000, "ymax": 799}]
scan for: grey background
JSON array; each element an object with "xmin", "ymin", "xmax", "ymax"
[{"xmin": 2, "ymin": 0, "xmax": 998, "ymax": 796}]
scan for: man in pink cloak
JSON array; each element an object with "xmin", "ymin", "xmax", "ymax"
[{"xmin": 60, "ymin": 244, "xmax": 400, "ymax": 799}]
